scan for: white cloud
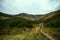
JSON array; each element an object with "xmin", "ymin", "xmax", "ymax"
[{"xmin": 0, "ymin": 0, "xmax": 60, "ymax": 15}]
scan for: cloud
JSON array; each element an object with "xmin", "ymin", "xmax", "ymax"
[{"xmin": 0, "ymin": 0, "xmax": 60, "ymax": 15}]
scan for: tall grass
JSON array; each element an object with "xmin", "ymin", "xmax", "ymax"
[
  {"xmin": 0, "ymin": 27, "xmax": 49, "ymax": 40},
  {"xmin": 43, "ymin": 27, "xmax": 60, "ymax": 40}
]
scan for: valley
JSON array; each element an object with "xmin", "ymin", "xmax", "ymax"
[{"xmin": 0, "ymin": 10, "xmax": 60, "ymax": 40}]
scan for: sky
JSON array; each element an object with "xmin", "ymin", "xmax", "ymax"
[{"xmin": 0, "ymin": 0, "xmax": 60, "ymax": 15}]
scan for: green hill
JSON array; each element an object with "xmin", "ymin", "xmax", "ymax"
[
  {"xmin": 42, "ymin": 10, "xmax": 60, "ymax": 40},
  {"xmin": 15, "ymin": 13, "xmax": 44, "ymax": 20},
  {"xmin": 0, "ymin": 12, "xmax": 35, "ymax": 35},
  {"xmin": 0, "ymin": 10, "xmax": 60, "ymax": 40},
  {"xmin": 44, "ymin": 10, "xmax": 60, "ymax": 27}
]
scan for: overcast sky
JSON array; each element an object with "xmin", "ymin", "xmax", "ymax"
[{"xmin": 0, "ymin": 0, "xmax": 60, "ymax": 15}]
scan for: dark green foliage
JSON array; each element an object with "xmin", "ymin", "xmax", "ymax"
[
  {"xmin": 0, "ymin": 12, "xmax": 36, "ymax": 35},
  {"xmin": 0, "ymin": 17, "xmax": 34, "ymax": 28},
  {"xmin": 0, "ymin": 16, "xmax": 35, "ymax": 35},
  {"xmin": 44, "ymin": 10, "xmax": 60, "ymax": 27}
]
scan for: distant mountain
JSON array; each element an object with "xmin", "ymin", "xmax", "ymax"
[
  {"xmin": 43, "ymin": 10, "xmax": 60, "ymax": 27},
  {"xmin": 0, "ymin": 10, "xmax": 60, "ymax": 21},
  {"xmin": 0, "ymin": 12, "xmax": 45, "ymax": 20},
  {"xmin": 16, "ymin": 13, "xmax": 44, "ymax": 20}
]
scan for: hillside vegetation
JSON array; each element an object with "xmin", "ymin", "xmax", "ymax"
[
  {"xmin": 0, "ymin": 10, "xmax": 60, "ymax": 40},
  {"xmin": 44, "ymin": 10, "xmax": 60, "ymax": 27},
  {"xmin": 43, "ymin": 10, "xmax": 60, "ymax": 40}
]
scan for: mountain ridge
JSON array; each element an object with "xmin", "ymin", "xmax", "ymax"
[{"xmin": 0, "ymin": 10, "xmax": 60, "ymax": 20}]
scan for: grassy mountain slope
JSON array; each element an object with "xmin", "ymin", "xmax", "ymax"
[
  {"xmin": 0, "ymin": 13, "xmax": 35, "ymax": 35},
  {"xmin": 42, "ymin": 10, "xmax": 60, "ymax": 40},
  {"xmin": 44, "ymin": 10, "xmax": 60, "ymax": 27},
  {"xmin": 0, "ymin": 10, "xmax": 60, "ymax": 40},
  {"xmin": 16, "ymin": 13, "xmax": 44, "ymax": 20}
]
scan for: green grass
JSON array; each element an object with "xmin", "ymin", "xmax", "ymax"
[
  {"xmin": 43, "ymin": 27, "xmax": 60, "ymax": 40},
  {"xmin": 0, "ymin": 28, "xmax": 49, "ymax": 40}
]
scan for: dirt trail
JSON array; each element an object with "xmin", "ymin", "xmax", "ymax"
[
  {"xmin": 34, "ymin": 26, "xmax": 55, "ymax": 40},
  {"xmin": 27, "ymin": 25, "xmax": 55, "ymax": 40},
  {"xmin": 29, "ymin": 26, "xmax": 40, "ymax": 35},
  {"xmin": 40, "ymin": 30, "xmax": 55, "ymax": 40}
]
